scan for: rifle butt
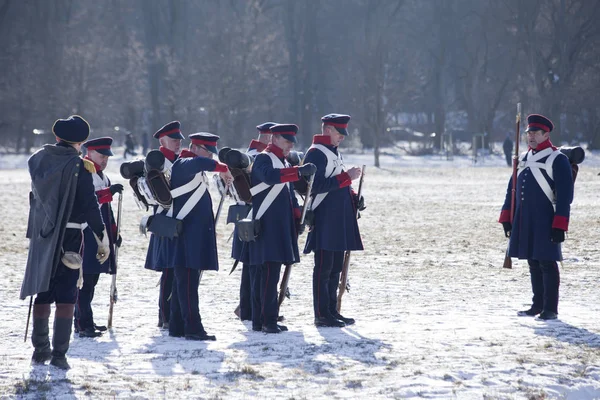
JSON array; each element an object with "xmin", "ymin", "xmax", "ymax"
[
  {"xmin": 503, "ymin": 255, "xmax": 512, "ymax": 269},
  {"xmin": 278, "ymin": 265, "xmax": 292, "ymax": 308},
  {"xmin": 107, "ymin": 302, "xmax": 114, "ymax": 328},
  {"xmin": 336, "ymin": 252, "xmax": 351, "ymax": 313},
  {"xmin": 108, "ymin": 275, "xmax": 117, "ymax": 328}
]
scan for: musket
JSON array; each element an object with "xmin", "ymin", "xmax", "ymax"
[
  {"xmin": 278, "ymin": 172, "xmax": 316, "ymax": 308},
  {"xmin": 24, "ymin": 296, "xmax": 33, "ymax": 342},
  {"xmin": 503, "ymin": 103, "xmax": 521, "ymax": 269},
  {"xmin": 108, "ymin": 192, "xmax": 123, "ymax": 328},
  {"xmin": 337, "ymin": 164, "xmax": 366, "ymax": 313}
]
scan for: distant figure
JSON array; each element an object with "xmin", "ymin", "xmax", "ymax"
[
  {"xmin": 124, "ymin": 133, "xmax": 137, "ymax": 159},
  {"xmin": 142, "ymin": 134, "xmax": 149, "ymax": 156},
  {"xmin": 503, "ymin": 134, "xmax": 513, "ymax": 166}
]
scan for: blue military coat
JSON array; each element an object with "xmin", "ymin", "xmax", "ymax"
[
  {"xmin": 248, "ymin": 145, "xmax": 301, "ymax": 266},
  {"xmin": 500, "ymin": 142, "xmax": 573, "ymax": 261},
  {"xmin": 144, "ymin": 148, "xmax": 177, "ymax": 271},
  {"xmin": 230, "ymin": 140, "xmax": 267, "ymax": 264},
  {"xmin": 303, "ymin": 136, "xmax": 363, "ymax": 254},
  {"xmin": 82, "ymin": 168, "xmax": 117, "ymax": 274},
  {"xmin": 169, "ymin": 150, "xmax": 225, "ymax": 271}
]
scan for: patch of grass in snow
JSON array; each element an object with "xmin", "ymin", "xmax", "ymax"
[
  {"xmin": 81, "ymin": 380, "xmax": 96, "ymax": 395},
  {"xmin": 224, "ymin": 365, "xmax": 265, "ymax": 381},
  {"xmin": 345, "ymin": 379, "xmax": 363, "ymax": 389},
  {"xmin": 14, "ymin": 376, "xmax": 52, "ymax": 396},
  {"xmin": 516, "ymin": 356, "xmax": 528, "ymax": 365},
  {"xmin": 525, "ymin": 389, "xmax": 548, "ymax": 400},
  {"xmin": 572, "ymin": 362, "xmax": 590, "ymax": 378}
]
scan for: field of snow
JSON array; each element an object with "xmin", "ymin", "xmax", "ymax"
[{"xmin": 0, "ymin": 147, "xmax": 599, "ymax": 399}]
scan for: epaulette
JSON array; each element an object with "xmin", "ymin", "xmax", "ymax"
[{"xmin": 82, "ymin": 158, "xmax": 96, "ymax": 174}]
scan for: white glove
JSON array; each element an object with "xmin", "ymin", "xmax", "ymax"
[{"xmin": 93, "ymin": 229, "xmax": 110, "ymax": 264}]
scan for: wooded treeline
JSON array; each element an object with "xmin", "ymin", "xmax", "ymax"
[{"xmin": 1, "ymin": 0, "xmax": 600, "ymax": 165}]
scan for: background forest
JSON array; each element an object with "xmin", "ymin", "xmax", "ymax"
[{"xmin": 1, "ymin": 0, "xmax": 600, "ymax": 166}]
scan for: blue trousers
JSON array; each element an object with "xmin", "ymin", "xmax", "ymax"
[
  {"xmin": 75, "ymin": 273, "xmax": 100, "ymax": 331},
  {"xmin": 35, "ymin": 263, "xmax": 79, "ymax": 305},
  {"xmin": 313, "ymin": 249, "xmax": 344, "ymax": 318},
  {"xmin": 158, "ymin": 269, "xmax": 173, "ymax": 325},
  {"xmin": 169, "ymin": 266, "xmax": 203, "ymax": 336},
  {"xmin": 239, "ymin": 263, "xmax": 252, "ymax": 320},
  {"xmin": 252, "ymin": 263, "xmax": 281, "ymax": 328},
  {"xmin": 528, "ymin": 259, "xmax": 560, "ymax": 314},
  {"xmin": 249, "ymin": 265, "xmax": 262, "ymax": 328}
]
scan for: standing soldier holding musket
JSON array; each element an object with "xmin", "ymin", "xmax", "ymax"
[
  {"xmin": 74, "ymin": 137, "xmax": 123, "ymax": 338},
  {"xmin": 144, "ymin": 121, "xmax": 183, "ymax": 329},
  {"xmin": 247, "ymin": 124, "xmax": 316, "ymax": 333},
  {"xmin": 21, "ymin": 115, "xmax": 110, "ymax": 370},
  {"xmin": 499, "ymin": 114, "xmax": 573, "ymax": 320},
  {"xmin": 168, "ymin": 133, "xmax": 233, "ymax": 340},
  {"xmin": 303, "ymin": 114, "xmax": 364, "ymax": 328},
  {"xmin": 231, "ymin": 122, "xmax": 275, "ymax": 321}
]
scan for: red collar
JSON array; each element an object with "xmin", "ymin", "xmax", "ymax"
[
  {"xmin": 266, "ymin": 143, "xmax": 285, "ymax": 159},
  {"xmin": 529, "ymin": 139, "xmax": 556, "ymax": 152},
  {"xmin": 84, "ymin": 156, "xmax": 103, "ymax": 172},
  {"xmin": 179, "ymin": 149, "xmax": 197, "ymax": 159},
  {"xmin": 248, "ymin": 140, "xmax": 267, "ymax": 152},
  {"xmin": 313, "ymin": 135, "xmax": 332, "ymax": 146},
  {"xmin": 159, "ymin": 146, "xmax": 177, "ymax": 162}
]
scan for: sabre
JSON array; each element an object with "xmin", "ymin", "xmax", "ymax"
[
  {"xmin": 214, "ymin": 192, "xmax": 226, "ymax": 224},
  {"xmin": 213, "ymin": 175, "xmax": 230, "ymax": 225},
  {"xmin": 24, "ymin": 296, "xmax": 33, "ymax": 342},
  {"xmin": 108, "ymin": 192, "xmax": 123, "ymax": 328}
]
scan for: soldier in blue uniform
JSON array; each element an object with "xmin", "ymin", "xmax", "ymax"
[
  {"xmin": 232, "ymin": 122, "xmax": 275, "ymax": 321},
  {"xmin": 303, "ymin": 114, "xmax": 364, "ymax": 327},
  {"xmin": 499, "ymin": 114, "xmax": 573, "ymax": 321},
  {"xmin": 75, "ymin": 137, "xmax": 123, "ymax": 337},
  {"xmin": 168, "ymin": 132, "xmax": 233, "ymax": 340},
  {"xmin": 21, "ymin": 115, "xmax": 109, "ymax": 370},
  {"xmin": 248, "ymin": 124, "xmax": 316, "ymax": 333},
  {"xmin": 144, "ymin": 121, "xmax": 184, "ymax": 329}
]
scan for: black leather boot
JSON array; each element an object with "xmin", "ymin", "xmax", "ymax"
[
  {"xmin": 314, "ymin": 317, "xmax": 345, "ymax": 328},
  {"xmin": 31, "ymin": 304, "xmax": 51, "ymax": 364},
  {"xmin": 517, "ymin": 307, "xmax": 542, "ymax": 317},
  {"xmin": 331, "ymin": 311, "xmax": 355, "ymax": 325},
  {"xmin": 50, "ymin": 304, "xmax": 74, "ymax": 370}
]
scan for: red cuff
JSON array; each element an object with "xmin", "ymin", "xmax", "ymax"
[
  {"xmin": 280, "ymin": 167, "xmax": 298, "ymax": 176},
  {"xmin": 294, "ymin": 207, "xmax": 301, "ymax": 220},
  {"xmin": 280, "ymin": 167, "xmax": 300, "ymax": 183},
  {"xmin": 280, "ymin": 173, "xmax": 300, "ymax": 183},
  {"xmin": 552, "ymin": 215, "xmax": 569, "ymax": 231},
  {"xmin": 214, "ymin": 162, "xmax": 229, "ymax": 173},
  {"xmin": 336, "ymin": 172, "xmax": 352, "ymax": 188},
  {"xmin": 96, "ymin": 188, "xmax": 113, "ymax": 204},
  {"xmin": 498, "ymin": 209, "xmax": 511, "ymax": 223}
]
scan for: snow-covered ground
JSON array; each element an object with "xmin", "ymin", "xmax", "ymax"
[{"xmin": 1, "ymin": 146, "xmax": 599, "ymax": 399}]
